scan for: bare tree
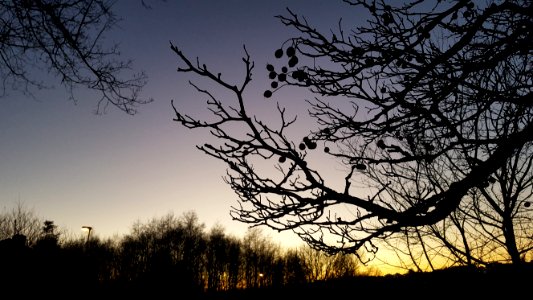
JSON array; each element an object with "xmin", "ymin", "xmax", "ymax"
[
  {"xmin": 0, "ymin": 0, "xmax": 151, "ymax": 114},
  {"xmin": 297, "ymin": 245, "xmax": 361, "ymax": 281},
  {"xmin": 0, "ymin": 202, "xmax": 42, "ymax": 245},
  {"xmin": 240, "ymin": 227, "xmax": 280, "ymax": 289},
  {"xmin": 204, "ymin": 225, "xmax": 244, "ymax": 292},
  {"xmin": 171, "ymin": 0, "xmax": 532, "ymax": 261},
  {"xmin": 380, "ymin": 142, "xmax": 533, "ymax": 271}
]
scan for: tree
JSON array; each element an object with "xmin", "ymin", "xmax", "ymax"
[
  {"xmin": 0, "ymin": 0, "xmax": 151, "ymax": 114},
  {"xmin": 0, "ymin": 202, "xmax": 42, "ymax": 245},
  {"xmin": 171, "ymin": 0, "xmax": 532, "ymax": 261},
  {"xmin": 240, "ymin": 227, "xmax": 280, "ymax": 288},
  {"xmin": 34, "ymin": 220, "xmax": 60, "ymax": 249},
  {"xmin": 204, "ymin": 225, "xmax": 242, "ymax": 291},
  {"xmin": 380, "ymin": 143, "xmax": 533, "ymax": 271}
]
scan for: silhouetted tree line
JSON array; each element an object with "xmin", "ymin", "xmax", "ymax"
[
  {"xmin": 0, "ymin": 207, "xmax": 368, "ymax": 298},
  {"xmin": 2, "ymin": 207, "xmax": 532, "ymax": 299}
]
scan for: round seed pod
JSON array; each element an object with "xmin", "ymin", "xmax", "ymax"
[
  {"xmin": 288, "ymin": 56, "xmax": 299, "ymax": 67},
  {"xmin": 377, "ymin": 140, "xmax": 386, "ymax": 149},
  {"xmin": 286, "ymin": 46, "xmax": 295, "ymax": 57}
]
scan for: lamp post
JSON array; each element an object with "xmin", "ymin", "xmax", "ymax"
[{"xmin": 81, "ymin": 226, "xmax": 92, "ymax": 245}]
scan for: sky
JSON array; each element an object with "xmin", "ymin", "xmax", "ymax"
[{"xmin": 0, "ymin": 0, "xmax": 381, "ymax": 256}]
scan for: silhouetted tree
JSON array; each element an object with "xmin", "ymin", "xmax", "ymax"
[
  {"xmin": 381, "ymin": 143, "xmax": 533, "ymax": 271},
  {"xmin": 241, "ymin": 228, "xmax": 280, "ymax": 289},
  {"xmin": 282, "ymin": 249, "xmax": 308, "ymax": 285},
  {"xmin": 178, "ymin": 211, "xmax": 207, "ymax": 291},
  {"xmin": 225, "ymin": 234, "xmax": 242, "ymax": 290},
  {"xmin": 116, "ymin": 211, "xmax": 208, "ymax": 295},
  {"xmin": 0, "ymin": 202, "xmax": 43, "ymax": 245},
  {"xmin": 0, "ymin": 0, "xmax": 151, "ymax": 114},
  {"xmin": 205, "ymin": 225, "xmax": 238, "ymax": 291},
  {"xmin": 297, "ymin": 245, "xmax": 361, "ymax": 281},
  {"xmin": 171, "ymin": 0, "xmax": 532, "ymax": 260}
]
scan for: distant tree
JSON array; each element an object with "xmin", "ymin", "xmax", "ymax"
[
  {"xmin": 282, "ymin": 248, "xmax": 308, "ymax": 285},
  {"xmin": 297, "ymin": 245, "xmax": 361, "ymax": 281},
  {"xmin": 0, "ymin": 202, "xmax": 42, "ymax": 245},
  {"xmin": 178, "ymin": 211, "xmax": 207, "ymax": 291},
  {"xmin": 204, "ymin": 225, "xmax": 246, "ymax": 291},
  {"xmin": 240, "ymin": 228, "xmax": 280, "ymax": 289},
  {"xmin": 56, "ymin": 235, "xmax": 118, "ymax": 293},
  {"xmin": 225, "ymin": 234, "xmax": 242, "ymax": 290},
  {"xmin": 0, "ymin": 0, "xmax": 151, "ymax": 114},
  {"xmin": 34, "ymin": 220, "xmax": 60, "ymax": 249},
  {"xmin": 117, "ymin": 211, "xmax": 207, "ymax": 293},
  {"xmin": 171, "ymin": 0, "xmax": 533, "ymax": 261}
]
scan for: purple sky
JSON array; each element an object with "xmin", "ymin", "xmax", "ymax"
[{"xmin": 0, "ymin": 0, "xmax": 373, "ymax": 252}]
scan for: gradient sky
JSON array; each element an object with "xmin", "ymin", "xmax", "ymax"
[{"xmin": 1, "ymin": 0, "xmax": 393, "ymax": 263}]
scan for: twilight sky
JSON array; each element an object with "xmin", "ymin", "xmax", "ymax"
[{"xmin": 0, "ymin": 0, "xmax": 372, "ymax": 251}]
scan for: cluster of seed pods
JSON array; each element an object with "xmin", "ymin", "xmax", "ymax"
[{"xmin": 263, "ymin": 46, "xmax": 309, "ymax": 98}]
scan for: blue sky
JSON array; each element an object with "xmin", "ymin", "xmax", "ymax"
[{"xmin": 0, "ymin": 0, "xmax": 368, "ymax": 250}]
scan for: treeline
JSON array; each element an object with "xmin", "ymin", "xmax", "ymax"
[{"xmin": 0, "ymin": 207, "xmax": 377, "ymax": 297}]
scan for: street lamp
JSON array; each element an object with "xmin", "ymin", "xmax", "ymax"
[{"xmin": 81, "ymin": 226, "xmax": 92, "ymax": 245}]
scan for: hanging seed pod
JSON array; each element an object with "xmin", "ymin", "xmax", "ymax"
[
  {"xmin": 382, "ymin": 13, "xmax": 392, "ymax": 26},
  {"xmin": 324, "ymin": 147, "xmax": 330, "ymax": 153},
  {"xmin": 286, "ymin": 46, "xmax": 295, "ymax": 57},
  {"xmin": 266, "ymin": 64, "xmax": 274, "ymax": 71},
  {"xmin": 377, "ymin": 140, "xmax": 386, "ymax": 149},
  {"xmin": 292, "ymin": 71, "xmax": 301, "ymax": 80},
  {"xmin": 351, "ymin": 47, "xmax": 364, "ymax": 56},
  {"xmin": 271, "ymin": 81, "xmax": 278, "ymax": 89},
  {"xmin": 269, "ymin": 71, "xmax": 277, "ymax": 79},
  {"xmin": 264, "ymin": 90, "xmax": 272, "ymax": 98},
  {"xmin": 278, "ymin": 156, "xmax": 286, "ymax": 163},
  {"xmin": 275, "ymin": 49, "xmax": 284, "ymax": 58},
  {"xmin": 288, "ymin": 56, "xmax": 299, "ymax": 67},
  {"xmin": 299, "ymin": 143, "xmax": 306, "ymax": 150}
]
